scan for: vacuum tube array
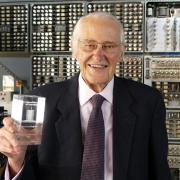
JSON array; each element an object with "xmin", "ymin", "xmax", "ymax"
[
  {"xmin": 116, "ymin": 55, "xmax": 143, "ymax": 82},
  {"xmin": 0, "ymin": 4, "xmax": 28, "ymax": 51},
  {"xmin": 32, "ymin": 55, "xmax": 79, "ymax": 88},
  {"xmin": 31, "ymin": 3, "xmax": 84, "ymax": 52},
  {"xmin": 87, "ymin": 2, "xmax": 144, "ymax": 52}
]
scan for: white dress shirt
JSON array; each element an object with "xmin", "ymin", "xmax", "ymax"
[
  {"xmin": 78, "ymin": 74, "xmax": 113, "ymax": 180},
  {"xmin": 5, "ymin": 74, "xmax": 114, "ymax": 180}
]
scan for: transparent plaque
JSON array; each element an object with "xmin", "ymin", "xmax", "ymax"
[{"xmin": 11, "ymin": 94, "xmax": 46, "ymax": 145}]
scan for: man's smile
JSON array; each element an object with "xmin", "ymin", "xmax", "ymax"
[{"xmin": 88, "ymin": 64, "xmax": 108, "ymax": 69}]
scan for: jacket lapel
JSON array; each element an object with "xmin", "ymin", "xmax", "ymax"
[
  {"xmin": 52, "ymin": 75, "xmax": 136, "ymax": 179},
  {"xmin": 55, "ymin": 75, "xmax": 83, "ymax": 167},
  {"xmin": 113, "ymin": 77, "xmax": 136, "ymax": 180}
]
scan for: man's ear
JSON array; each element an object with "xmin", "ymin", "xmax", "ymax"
[
  {"xmin": 123, "ymin": 43, "xmax": 128, "ymax": 51},
  {"xmin": 121, "ymin": 51, "xmax": 124, "ymax": 61},
  {"xmin": 119, "ymin": 49, "xmax": 125, "ymax": 62},
  {"xmin": 118, "ymin": 51, "xmax": 124, "ymax": 62}
]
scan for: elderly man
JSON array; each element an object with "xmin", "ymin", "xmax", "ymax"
[{"xmin": 0, "ymin": 12, "xmax": 172, "ymax": 180}]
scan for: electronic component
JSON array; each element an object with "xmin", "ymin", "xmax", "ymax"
[
  {"xmin": 87, "ymin": 2, "xmax": 144, "ymax": 52},
  {"xmin": 146, "ymin": 1, "xmax": 180, "ymax": 52},
  {"xmin": 32, "ymin": 55, "xmax": 79, "ymax": 88},
  {"xmin": 0, "ymin": 4, "xmax": 28, "ymax": 52},
  {"xmin": 32, "ymin": 54, "xmax": 143, "ymax": 89},
  {"xmin": 31, "ymin": 3, "xmax": 84, "ymax": 52},
  {"xmin": 144, "ymin": 56, "xmax": 180, "ymax": 108},
  {"xmin": 144, "ymin": 56, "xmax": 180, "ymax": 82},
  {"xmin": 166, "ymin": 110, "xmax": 180, "ymax": 139},
  {"xmin": 168, "ymin": 143, "xmax": 180, "ymax": 180},
  {"xmin": 116, "ymin": 55, "xmax": 143, "ymax": 82}
]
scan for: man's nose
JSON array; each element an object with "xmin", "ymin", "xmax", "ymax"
[{"xmin": 93, "ymin": 44, "xmax": 105, "ymax": 60}]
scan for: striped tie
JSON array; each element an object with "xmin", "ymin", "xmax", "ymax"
[{"xmin": 81, "ymin": 94, "xmax": 105, "ymax": 180}]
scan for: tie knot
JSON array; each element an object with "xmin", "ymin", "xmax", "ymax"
[{"xmin": 90, "ymin": 94, "xmax": 105, "ymax": 108}]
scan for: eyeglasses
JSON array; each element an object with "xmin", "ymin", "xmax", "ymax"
[{"xmin": 78, "ymin": 39, "xmax": 122, "ymax": 54}]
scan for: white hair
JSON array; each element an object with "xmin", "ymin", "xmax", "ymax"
[{"xmin": 72, "ymin": 12, "xmax": 125, "ymax": 44}]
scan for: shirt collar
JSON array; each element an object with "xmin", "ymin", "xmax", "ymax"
[{"xmin": 78, "ymin": 73, "xmax": 114, "ymax": 106}]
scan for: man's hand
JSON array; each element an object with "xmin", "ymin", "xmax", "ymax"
[{"xmin": 0, "ymin": 117, "xmax": 27, "ymax": 178}]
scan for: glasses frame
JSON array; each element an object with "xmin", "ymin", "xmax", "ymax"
[{"xmin": 78, "ymin": 39, "xmax": 123, "ymax": 54}]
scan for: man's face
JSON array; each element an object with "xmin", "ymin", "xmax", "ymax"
[{"xmin": 73, "ymin": 17, "xmax": 124, "ymax": 92}]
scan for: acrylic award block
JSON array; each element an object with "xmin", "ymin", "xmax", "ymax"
[{"xmin": 11, "ymin": 94, "xmax": 46, "ymax": 145}]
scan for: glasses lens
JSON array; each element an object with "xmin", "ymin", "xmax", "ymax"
[
  {"xmin": 80, "ymin": 41, "xmax": 97, "ymax": 52},
  {"xmin": 79, "ymin": 40, "xmax": 120, "ymax": 53},
  {"xmin": 102, "ymin": 43, "xmax": 119, "ymax": 53}
]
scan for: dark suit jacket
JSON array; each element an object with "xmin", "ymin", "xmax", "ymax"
[{"xmin": 17, "ymin": 75, "xmax": 172, "ymax": 180}]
